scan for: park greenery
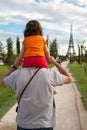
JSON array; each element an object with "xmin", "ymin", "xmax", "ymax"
[
  {"xmin": 69, "ymin": 62, "xmax": 87, "ymax": 109},
  {"xmin": 0, "ymin": 37, "xmax": 21, "ymax": 66},
  {"xmin": 0, "ymin": 36, "xmax": 87, "ymax": 118},
  {"xmin": 0, "ymin": 65, "xmax": 16, "ymax": 118},
  {"xmin": 69, "ymin": 42, "xmax": 87, "ymax": 109}
]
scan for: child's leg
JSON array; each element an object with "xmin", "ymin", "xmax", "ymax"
[{"xmin": 22, "ymin": 56, "xmax": 49, "ymax": 68}]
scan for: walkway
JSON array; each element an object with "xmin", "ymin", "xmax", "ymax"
[
  {"xmin": 0, "ymin": 61, "xmax": 87, "ymax": 130},
  {"xmin": 54, "ymin": 61, "xmax": 87, "ymax": 130}
]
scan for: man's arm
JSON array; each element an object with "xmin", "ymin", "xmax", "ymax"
[
  {"xmin": 50, "ymin": 56, "xmax": 72, "ymax": 84},
  {"xmin": 0, "ymin": 57, "xmax": 22, "ymax": 86},
  {"xmin": 0, "ymin": 68, "xmax": 16, "ymax": 86}
]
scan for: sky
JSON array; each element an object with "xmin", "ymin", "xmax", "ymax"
[{"xmin": 0, "ymin": 0, "xmax": 87, "ymax": 55}]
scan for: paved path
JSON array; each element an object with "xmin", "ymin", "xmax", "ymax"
[
  {"xmin": 0, "ymin": 104, "xmax": 17, "ymax": 130},
  {"xmin": 0, "ymin": 61, "xmax": 87, "ymax": 130},
  {"xmin": 54, "ymin": 61, "xmax": 87, "ymax": 130}
]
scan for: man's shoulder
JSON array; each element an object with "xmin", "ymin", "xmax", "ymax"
[{"xmin": 17, "ymin": 68, "xmax": 52, "ymax": 75}]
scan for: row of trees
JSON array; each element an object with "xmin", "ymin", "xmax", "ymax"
[
  {"xmin": 0, "ymin": 37, "xmax": 21, "ymax": 66},
  {"xmin": 0, "ymin": 36, "xmax": 87, "ymax": 72},
  {"xmin": 0, "ymin": 37, "xmax": 59, "ymax": 66},
  {"xmin": 78, "ymin": 41, "xmax": 87, "ymax": 72},
  {"xmin": 69, "ymin": 40, "xmax": 87, "ymax": 73}
]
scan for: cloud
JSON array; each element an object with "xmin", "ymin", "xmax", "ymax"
[
  {"xmin": 0, "ymin": 0, "xmax": 87, "ymax": 55},
  {"xmin": 0, "ymin": 30, "xmax": 23, "ymax": 49},
  {"xmin": 76, "ymin": 0, "xmax": 87, "ymax": 6}
]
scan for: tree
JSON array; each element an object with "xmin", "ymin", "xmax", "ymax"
[
  {"xmin": 0, "ymin": 41, "xmax": 6, "ymax": 63},
  {"xmin": 6, "ymin": 38, "xmax": 14, "ymax": 65},
  {"xmin": 49, "ymin": 38, "xmax": 58, "ymax": 58},
  {"xmin": 0, "ymin": 41, "xmax": 3, "ymax": 59},
  {"xmin": 78, "ymin": 44, "xmax": 81, "ymax": 64},
  {"xmin": 16, "ymin": 36, "xmax": 20, "ymax": 55},
  {"xmin": 78, "ymin": 41, "xmax": 85, "ymax": 64},
  {"xmin": 84, "ymin": 50, "xmax": 87, "ymax": 72}
]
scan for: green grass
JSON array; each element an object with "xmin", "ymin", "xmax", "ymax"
[
  {"xmin": 69, "ymin": 62, "xmax": 87, "ymax": 109},
  {"xmin": 0, "ymin": 65, "xmax": 8, "ymax": 79},
  {"xmin": 49, "ymin": 63, "xmax": 54, "ymax": 68},
  {"xmin": 0, "ymin": 65, "xmax": 16, "ymax": 118}
]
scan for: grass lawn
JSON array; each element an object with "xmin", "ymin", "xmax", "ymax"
[
  {"xmin": 69, "ymin": 62, "xmax": 87, "ymax": 109},
  {"xmin": 49, "ymin": 63, "xmax": 54, "ymax": 68},
  {"xmin": 0, "ymin": 65, "xmax": 16, "ymax": 118}
]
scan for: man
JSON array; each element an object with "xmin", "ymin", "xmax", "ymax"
[
  {"xmin": 0, "ymin": 57, "xmax": 72, "ymax": 130},
  {"xmin": 56, "ymin": 56, "xmax": 61, "ymax": 64}
]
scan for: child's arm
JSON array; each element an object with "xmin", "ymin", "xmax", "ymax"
[
  {"xmin": 18, "ymin": 45, "xmax": 25, "ymax": 61},
  {"xmin": 44, "ymin": 44, "xmax": 50, "ymax": 62}
]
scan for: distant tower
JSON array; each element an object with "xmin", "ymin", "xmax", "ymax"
[{"xmin": 66, "ymin": 24, "xmax": 76, "ymax": 57}]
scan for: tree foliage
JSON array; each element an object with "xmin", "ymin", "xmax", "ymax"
[
  {"xmin": 49, "ymin": 38, "xmax": 58, "ymax": 58},
  {"xmin": 16, "ymin": 36, "xmax": 20, "ymax": 55},
  {"xmin": 6, "ymin": 38, "xmax": 14, "ymax": 65},
  {"xmin": 0, "ymin": 41, "xmax": 3, "ymax": 59},
  {"xmin": 0, "ymin": 41, "xmax": 6, "ymax": 63}
]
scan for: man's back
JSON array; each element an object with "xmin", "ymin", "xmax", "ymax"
[{"xmin": 3, "ymin": 67, "xmax": 66, "ymax": 129}]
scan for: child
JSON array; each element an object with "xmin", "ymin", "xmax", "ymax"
[{"xmin": 18, "ymin": 20, "xmax": 50, "ymax": 68}]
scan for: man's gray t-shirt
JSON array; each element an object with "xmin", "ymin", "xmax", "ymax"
[{"xmin": 4, "ymin": 67, "xmax": 66, "ymax": 129}]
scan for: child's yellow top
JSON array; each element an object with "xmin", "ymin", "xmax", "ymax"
[{"xmin": 22, "ymin": 35, "xmax": 47, "ymax": 57}]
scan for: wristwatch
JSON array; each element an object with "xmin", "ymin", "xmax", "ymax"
[{"xmin": 11, "ymin": 65, "xmax": 17, "ymax": 69}]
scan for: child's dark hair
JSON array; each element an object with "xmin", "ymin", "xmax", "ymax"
[{"xmin": 24, "ymin": 20, "xmax": 43, "ymax": 37}]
